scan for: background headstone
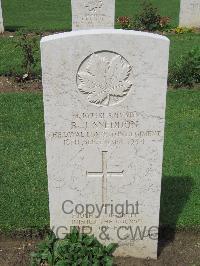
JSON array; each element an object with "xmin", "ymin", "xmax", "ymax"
[
  {"xmin": 0, "ymin": 0, "xmax": 4, "ymax": 33},
  {"xmin": 179, "ymin": 0, "xmax": 200, "ymax": 28},
  {"xmin": 41, "ymin": 29, "xmax": 169, "ymax": 259},
  {"xmin": 71, "ymin": 0, "xmax": 115, "ymax": 30}
]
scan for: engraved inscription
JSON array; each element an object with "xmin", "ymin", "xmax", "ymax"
[
  {"xmin": 73, "ymin": 14, "xmax": 106, "ymax": 27},
  {"xmin": 190, "ymin": 2, "xmax": 200, "ymax": 10},
  {"xmin": 87, "ymin": 151, "xmax": 124, "ymax": 204},
  {"xmin": 47, "ymin": 111, "xmax": 163, "ymax": 147},
  {"xmin": 77, "ymin": 51, "xmax": 133, "ymax": 106},
  {"xmin": 72, "ymin": 0, "xmax": 115, "ymax": 30},
  {"xmin": 180, "ymin": 0, "xmax": 200, "ymax": 28}
]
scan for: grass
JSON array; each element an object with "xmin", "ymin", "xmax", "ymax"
[
  {"xmin": 2, "ymin": 0, "xmax": 180, "ymax": 32},
  {"xmin": 2, "ymin": 0, "xmax": 72, "ymax": 32},
  {"xmin": 0, "ymin": 0, "xmax": 199, "ymax": 80},
  {"xmin": 0, "ymin": 35, "xmax": 41, "ymax": 76},
  {"xmin": 0, "ymin": 33, "xmax": 199, "ymax": 78},
  {"xmin": 0, "ymin": 93, "xmax": 48, "ymax": 231},
  {"xmin": 168, "ymin": 33, "xmax": 200, "ymax": 70},
  {"xmin": 161, "ymin": 89, "xmax": 200, "ymax": 228},
  {"xmin": 0, "ymin": 0, "xmax": 199, "ymax": 233},
  {"xmin": 0, "ymin": 90, "xmax": 200, "ymax": 232}
]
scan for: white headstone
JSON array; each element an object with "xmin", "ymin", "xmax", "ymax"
[
  {"xmin": 71, "ymin": 0, "xmax": 115, "ymax": 30},
  {"xmin": 179, "ymin": 0, "xmax": 200, "ymax": 28},
  {"xmin": 41, "ymin": 29, "xmax": 169, "ymax": 259},
  {"xmin": 0, "ymin": 0, "xmax": 4, "ymax": 33}
]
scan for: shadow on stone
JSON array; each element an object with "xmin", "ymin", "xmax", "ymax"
[{"xmin": 158, "ymin": 176, "xmax": 193, "ymax": 256}]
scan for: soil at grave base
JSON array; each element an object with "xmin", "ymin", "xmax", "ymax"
[
  {"xmin": 0, "ymin": 231, "xmax": 199, "ymax": 266},
  {"xmin": 0, "ymin": 76, "xmax": 42, "ymax": 93},
  {"xmin": 1, "ymin": 76, "xmax": 200, "ymax": 94}
]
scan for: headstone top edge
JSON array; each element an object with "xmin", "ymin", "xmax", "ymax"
[{"xmin": 41, "ymin": 29, "xmax": 170, "ymax": 44}]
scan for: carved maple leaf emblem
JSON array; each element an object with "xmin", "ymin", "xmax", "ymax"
[
  {"xmin": 85, "ymin": 0, "xmax": 103, "ymax": 12},
  {"xmin": 77, "ymin": 53, "xmax": 133, "ymax": 106}
]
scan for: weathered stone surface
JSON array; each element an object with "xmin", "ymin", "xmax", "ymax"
[
  {"xmin": 71, "ymin": 0, "xmax": 115, "ymax": 30},
  {"xmin": 41, "ymin": 29, "xmax": 169, "ymax": 259},
  {"xmin": 179, "ymin": 0, "xmax": 200, "ymax": 28},
  {"xmin": 0, "ymin": 0, "xmax": 4, "ymax": 33}
]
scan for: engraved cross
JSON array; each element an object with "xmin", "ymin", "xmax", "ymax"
[{"xmin": 86, "ymin": 151, "xmax": 124, "ymax": 204}]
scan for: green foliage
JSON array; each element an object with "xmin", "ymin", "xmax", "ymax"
[
  {"xmin": 14, "ymin": 31, "xmax": 41, "ymax": 80},
  {"xmin": 132, "ymin": 0, "xmax": 170, "ymax": 31},
  {"xmin": 31, "ymin": 228, "xmax": 118, "ymax": 266},
  {"xmin": 116, "ymin": 16, "xmax": 133, "ymax": 30},
  {"xmin": 171, "ymin": 26, "xmax": 194, "ymax": 34},
  {"xmin": 169, "ymin": 48, "xmax": 200, "ymax": 87}
]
